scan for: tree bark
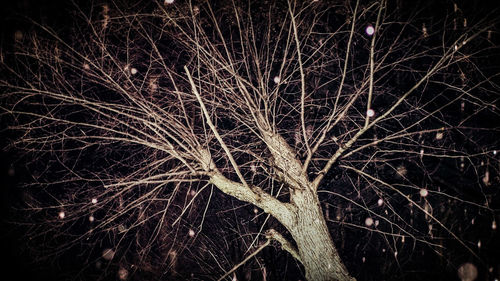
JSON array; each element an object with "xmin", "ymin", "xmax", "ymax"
[{"xmin": 287, "ymin": 189, "xmax": 355, "ymax": 281}]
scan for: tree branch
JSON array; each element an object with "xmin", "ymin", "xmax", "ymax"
[
  {"xmin": 265, "ymin": 228, "xmax": 302, "ymax": 263},
  {"xmin": 209, "ymin": 172, "xmax": 295, "ymax": 227}
]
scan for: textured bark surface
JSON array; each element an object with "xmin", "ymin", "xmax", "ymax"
[{"xmin": 287, "ymin": 190, "xmax": 355, "ymax": 281}]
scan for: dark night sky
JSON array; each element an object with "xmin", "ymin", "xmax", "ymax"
[{"xmin": 1, "ymin": 2, "xmax": 73, "ymax": 280}]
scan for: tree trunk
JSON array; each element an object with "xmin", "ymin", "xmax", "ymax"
[{"xmin": 288, "ymin": 190, "xmax": 355, "ymax": 281}]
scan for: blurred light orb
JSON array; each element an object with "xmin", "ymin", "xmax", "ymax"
[
  {"xmin": 365, "ymin": 25, "xmax": 375, "ymax": 36},
  {"xmin": 8, "ymin": 166, "xmax": 15, "ymax": 177},
  {"xmin": 396, "ymin": 165, "xmax": 407, "ymax": 177},
  {"xmin": 58, "ymin": 211, "xmax": 65, "ymax": 219},
  {"xmin": 492, "ymin": 220, "xmax": 497, "ymax": 230},
  {"xmin": 14, "ymin": 30, "xmax": 23, "ymax": 41},
  {"xmin": 118, "ymin": 267, "xmax": 129, "ymax": 280},
  {"xmin": 164, "ymin": 0, "xmax": 174, "ymax": 4},
  {"xmin": 457, "ymin": 262, "xmax": 478, "ymax": 281},
  {"xmin": 130, "ymin": 68, "xmax": 138, "ymax": 75},
  {"xmin": 102, "ymin": 248, "xmax": 115, "ymax": 260},
  {"xmin": 377, "ymin": 198, "xmax": 383, "ymax": 206},
  {"xmin": 419, "ymin": 188, "xmax": 428, "ymax": 197},
  {"xmin": 118, "ymin": 224, "xmax": 126, "ymax": 232},
  {"xmin": 188, "ymin": 229, "xmax": 195, "ymax": 237},
  {"xmin": 91, "ymin": 198, "xmax": 98, "ymax": 204},
  {"xmin": 367, "ymin": 109, "xmax": 375, "ymax": 117},
  {"xmin": 89, "ymin": 215, "xmax": 95, "ymax": 222},
  {"xmin": 273, "ymin": 76, "xmax": 280, "ymax": 84},
  {"xmin": 365, "ymin": 217, "xmax": 374, "ymax": 227}
]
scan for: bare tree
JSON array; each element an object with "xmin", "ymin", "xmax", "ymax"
[{"xmin": 1, "ymin": 0, "xmax": 499, "ymax": 280}]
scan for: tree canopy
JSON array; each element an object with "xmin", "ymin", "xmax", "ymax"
[{"xmin": 1, "ymin": 0, "xmax": 499, "ymax": 280}]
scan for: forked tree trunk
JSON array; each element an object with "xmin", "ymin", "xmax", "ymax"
[{"xmin": 287, "ymin": 189, "xmax": 355, "ymax": 281}]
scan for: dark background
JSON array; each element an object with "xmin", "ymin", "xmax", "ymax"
[{"xmin": 1, "ymin": 2, "xmax": 73, "ymax": 280}]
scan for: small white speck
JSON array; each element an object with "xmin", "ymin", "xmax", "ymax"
[
  {"xmin": 435, "ymin": 132, "xmax": 443, "ymax": 140},
  {"xmin": 492, "ymin": 220, "xmax": 497, "ymax": 230},
  {"xmin": 365, "ymin": 25, "xmax": 375, "ymax": 36},
  {"xmin": 367, "ymin": 109, "xmax": 375, "ymax": 117},
  {"xmin": 362, "ymin": 257, "xmax": 366, "ymax": 263},
  {"xmin": 188, "ymin": 229, "xmax": 195, "ymax": 237},
  {"xmin": 377, "ymin": 198, "xmax": 383, "ymax": 206},
  {"xmin": 477, "ymin": 240, "xmax": 481, "ymax": 248},
  {"xmin": 250, "ymin": 164, "xmax": 257, "ymax": 173},
  {"xmin": 130, "ymin": 68, "xmax": 138, "ymax": 75},
  {"xmin": 83, "ymin": 63, "xmax": 90, "ymax": 70},
  {"xmin": 91, "ymin": 198, "xmax": 98, "ymax": 204},
  {"xmin": 422, "ymin": 23, "xmax": 428, "ymax": 37},
  {"xmin": 273, "ymin": 76, "xmax": 280, "ymax": 84},
  {"xmin": 365, "ymin": 217, "xmax": 374, "ymax": 227},
  {"xmin": 89, "ymin": 215, "xmax": 95, "ymax": 222},
  {"xmin": 483, "ymin": 171, "xmax": 490, "ymax": 185},
  {"xmin": 190, "ymin": 190, "xmax": 196, "ymax": 196},
  {"xmin": 164, "ymin": 0, "xmax": 174, "ymax": 4},
  {"xmin": 253, "ymin": 208, "xmax": 258, "ymax": 214},
  {"xmin": 58, "ymin": 211, "xmax": 65, "ymax": 219},
  {"xmin": 419, "ymin": 188, "xmax": 428, "ymax": 197},
  {"xmin": 374, "ymin": 220, "xmax": 379, "ymax": 227},
  {"xmin": 493, "ymin": 150, "xmax": 497, "ymax": 155}
]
